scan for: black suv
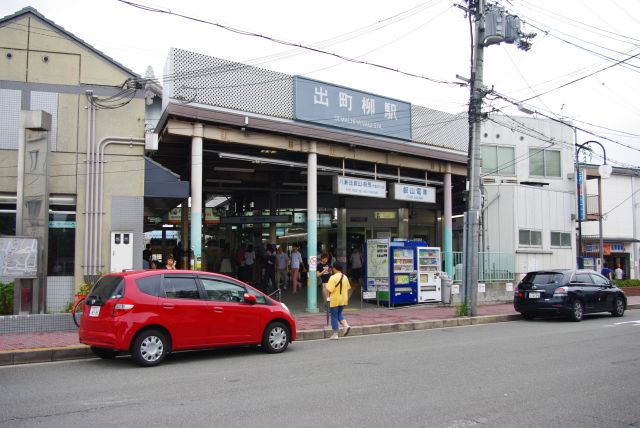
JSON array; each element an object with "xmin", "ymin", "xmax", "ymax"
[{"xmin": 514, "ymin": 269, "xmax": 627, "ymax": 321}]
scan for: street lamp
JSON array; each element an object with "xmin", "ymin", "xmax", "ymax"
[{"xmin": 576, "ymin": 140, "xmax": 610, "ymax": 271}]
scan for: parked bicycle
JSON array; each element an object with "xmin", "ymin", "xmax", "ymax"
[{"xmin": 71, "ymin": 294, "xmax": 86, "ymax": 327}]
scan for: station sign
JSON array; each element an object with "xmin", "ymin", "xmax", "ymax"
[
  {"xmin": 332, "ymin": 175, "xmax": 386, "ymax": 198},
  {"xmin": 390, "ymin": 183, "xmax": 436, "ymax": 203},
  {"xmin": 294, "ymin": 76, "xmax": 411, "ymax": 140}
]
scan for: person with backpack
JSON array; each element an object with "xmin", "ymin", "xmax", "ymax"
[{"xmin": 326, "ymin": 261, "xmax": 351, "ymax": 340}]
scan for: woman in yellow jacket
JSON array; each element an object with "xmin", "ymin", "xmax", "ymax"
[{"xmin": 326, "ymin": 261, "xmax": 351, "ymax": 340}]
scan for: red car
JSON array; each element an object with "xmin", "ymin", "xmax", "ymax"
[{"xmin": 79, "ymin": 269, "xmax": 296, "ymax": 366}]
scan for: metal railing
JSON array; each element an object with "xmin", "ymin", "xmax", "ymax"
[{"xmin": 443, "ymin": 251, "xmax": 515, "ymax": 283}]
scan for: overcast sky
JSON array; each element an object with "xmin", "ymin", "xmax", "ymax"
[{"xmin": 2, "ymin": 0, "xmax": 639, "ymax": 166}]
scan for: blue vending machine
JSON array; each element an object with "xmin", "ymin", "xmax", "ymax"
[{"xmin": 382, "ymin": 240, "xmax": 428, "ymax": 306}]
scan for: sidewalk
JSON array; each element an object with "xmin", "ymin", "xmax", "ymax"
[{"xmin": 1, "ymin": 296, "xmax": 638, "ymax": 366}]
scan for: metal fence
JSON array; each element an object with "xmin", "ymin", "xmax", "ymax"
[{"xmin": 443, "ymin": 251, "xmax": 515, "ymax": 283}]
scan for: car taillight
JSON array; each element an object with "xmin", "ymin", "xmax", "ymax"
[
  {"xmin": 112, "ymin": 300, "xmax": 135, "ymax": 317},
  {"xmin": 553, "ymin": 286, "xmax": 568, "ymax": 297}
]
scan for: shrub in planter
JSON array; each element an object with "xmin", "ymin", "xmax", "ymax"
[
  {"xmin": 614, "ymin": 279, "xmax": 640, "ymax": 288},
  {"xmin": 0, "ymin": 282, "xmax": 14, "ymax": 315}
]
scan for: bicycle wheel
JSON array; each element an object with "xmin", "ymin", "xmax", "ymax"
[{"xmin": 72, "ymin": 298, "xmax": 85, "ymax": 328}]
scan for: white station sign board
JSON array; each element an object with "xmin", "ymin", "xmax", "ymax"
[
  {"xmin": 391, "ymin": 183, "xmax": 436, "ymax": 203},
  {"xmin": 332, "ymin": 176, "xmax": 386, "ymax": 198}
]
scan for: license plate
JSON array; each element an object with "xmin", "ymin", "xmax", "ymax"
[
  {"xmin": 528, "ymin": 292, "xmax": 540, "ymax": 299},
  {"xmin": 89, "ymin": 306, "xmax": 101, "ymax": 317}
]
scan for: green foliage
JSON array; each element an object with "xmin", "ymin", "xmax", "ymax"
[
  {"xmin": 614, "ymin": 279, "xmax": 640, "ymax": 288},
  {"xmin": 0, "ymin": 282, "xmax": 14, "ymax": 315},
  {"xmin": 456, "ymin": 302, "xmax": 469, "ymax": 317}
]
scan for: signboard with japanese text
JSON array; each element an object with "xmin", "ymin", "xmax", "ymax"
[
  {"xmin": 332, "ymin": 175, "xmax": 386, "ymax": 198},
  {"xmin": 294, "ymin": 76, "xmax": 411, "ymax": 140},
  {"xmin": 390, "ymin": 183, "xmax": 436, "ymax": 203},
  {"xmin": 365, "ymin": 238, "xmax": 390, "ymax": 292}
]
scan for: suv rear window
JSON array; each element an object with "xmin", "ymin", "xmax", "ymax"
[
  {"xmin": 521, "ymin": 272, "xmax": 564, "ymax": 285},
  {"xmin": 89, "ymin": 276, "xmax": 124, "ymax": 304}
]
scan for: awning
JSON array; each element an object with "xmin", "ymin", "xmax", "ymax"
[{"xmin": 144, "ymin": 157, "xmax": 189, "ymax": 217}]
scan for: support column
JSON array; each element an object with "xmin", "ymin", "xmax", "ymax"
[
  {"xmin": 269, "ymin": 190, "xmax": 277, "ymax": 245},
  {"xmin": 180, "ymin": 198, "xmax": 189, "ymax": 269},
  {"xmin": 306, "ymin": 141, "xmax": 319, "ymax": 313},
  {"xmin": 191, "ymin": 123, "xmax": 203, "ymax": 270},
  {"xmin": 443, "ymin": 169, "xmax": 453, "ymax": 277},
  {"xmin": 337, "ymin": 207, "xmax": 347, "ymax": 265},
  {"xmin": 398, "ymin": 208, "xmax": 409, "ymax": 239}
]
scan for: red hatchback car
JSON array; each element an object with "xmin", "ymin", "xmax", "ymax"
[{"xmin": 79, "ymin": 270, "xmax": 296, "ymax": 366}]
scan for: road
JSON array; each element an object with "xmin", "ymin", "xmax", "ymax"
[{"xmin": 1, "ymin": 310, "xmax": 639, "ymax": 428}]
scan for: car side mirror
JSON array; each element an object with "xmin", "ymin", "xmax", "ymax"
[{"xmin": 244, "ymin": 293, "xmax": 257, "ymax": 304}]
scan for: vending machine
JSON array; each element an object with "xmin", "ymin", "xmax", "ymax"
[
  {"xmin": 417, "ymin": 247, "xmax": 442, "ymax": 302},
  {"xmin": 377, "ymin": 240, "xmax": 427, "ymax": 306}
]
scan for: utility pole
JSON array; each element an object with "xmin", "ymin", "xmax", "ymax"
[
  {"xmin": 460, "ymin": 1, "xmax": 533, "ymax": 316},
  {"xmin": 462, "ymin": 0, "xmax": 484, "ymax": 316}
]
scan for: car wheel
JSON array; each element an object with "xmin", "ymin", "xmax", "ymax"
[
  {"xmin": 611, "ymin": 297, "xmax": 625, "ymax": 317},
  {"xmin": 521, "ymin": 312, "xmax": 535, "ymax": 320},
  {"xmin": 262, "ymin": 321, "xmax": 289, "ymax": 353},
  {"xmin": 570, "ymin": 300, "xmax": 584, "ymax": 322},
  {"xmin": 90, "ymin": 346, "xmax": 118, "ymax": 359},
  {"xmin": 131, "ymin": 329, "xmax": 168, "ymax": 367}
]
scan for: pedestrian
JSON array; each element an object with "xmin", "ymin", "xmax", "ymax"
[
  {"xmin": 290, "ymin": 244, "xmax": 303, "ymax": 293},
  {"xmin": 275, "ymin": 246, "xmax": 289, "ymax": 289},
  {"xmin": 150, "ymin": 260, "xmax": 159, "ymax": 269},
  {"xmin": 165, "ymin": 255, "xmax": 177, "ymax": 270},
  {"xmin": 349, "ymin": 247, "xmax": 364, "ymax": 285},
  {"xmin": 235, "ymin": 244, "xmax": 246, "ymax": 280},
  {"xmin": 326, "ymin": 261, "xmax": 351, "ymax": 340},
  {"xmin": 263, "ymin": 247, "xmax": 277, "ymax": 292},
  {"xmin": 316, "ymin": 253, "xmax": 332, "ymax": 306},
  {"xmin": 173, "ymin": 241, "xmax": 185, "ymax": 269},
  {"xmin": 143, "ymin": 243, "xmax": 152, "ymax": 264},
  {"xmin": 244, "ymin": 244, "xmax": 256, "ymax": 284},
  {"xmin": 614, "ymin": 264, "xmax": 624, "ymax": 280},
  {"xmin": 219, "ymin": 246, "xmax": 233, "ymax": 276},
  {"xmin": 601, "ymin": 263, "xmax": 613, "ymax": 280}
]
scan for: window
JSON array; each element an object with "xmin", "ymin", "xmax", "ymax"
[
  {"xmin": 590, "ymin": 274, "xmax": 609, "ymax": 286},
  {"xmin": 573, "ymin": 273, "xmax": 593, "ymax": 284},
  {"xmin": 136, "ymin": 275, "xmax": 162, "ymax": 297},
  {"xmin": 48, "ymin": 212, "xmax": 76, "ymax": 276},
  {"xmin": 481, "ymin": 145, "xmax": 515, "ymax": 175},
  {"xmin": 519, "ymin": 229, "xmax": 542, "ymax": 246},
  {"xmin": 200, "ymin": 278, "xmax": 246, "ymax": 303},
  {"xmin": 90, "ymin": 276, "xmax": 124, "ymax": 302},
  {"xmin": 551, "ymin": 232, "xmax": 572, "ymax": 247},
  {"xmin": 529, "ymin": 148, "xmax": 561, "ymax": 177},
  {"xmin": 246, "ymin": 287, "xmax": 268, "ymax": 305},
  {"xmin": 162, "ymin": 276, "xmax": 200, "ymax": 299}
]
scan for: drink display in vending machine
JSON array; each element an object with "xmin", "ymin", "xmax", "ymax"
[{"xmin": 417, "ymin": 247, "xmax": 442, "ymax": 302}]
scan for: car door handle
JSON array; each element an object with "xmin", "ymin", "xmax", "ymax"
[
  {"xmin": 162, "ymin": 303, "xmax": 175, "ymax": 309},
  {"xmin": 213, "ymin": 307, "xmax": 224, "ymax": 313}
]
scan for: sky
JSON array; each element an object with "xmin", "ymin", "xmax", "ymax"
[{"xmin": 2, "ymin": 0, "xmax": 639, "ymax": 167}]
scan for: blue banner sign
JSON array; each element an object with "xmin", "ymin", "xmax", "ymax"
[
  {"xmin": 294, "ymin": 76, "xmax": 411, "ymax": 140},
  {"xmin": 577, "ymin": 170, "xmax": 586, "ymax": 221}
]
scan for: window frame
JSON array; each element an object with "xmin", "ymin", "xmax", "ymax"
[
  {"xmin": 550, "ymin": 231, "xmax": 572, "ymax": 248},
  {"xmin": 519, "ymin": 229, "xmax": 543, "ymax": 247},
  {"xmin": 481, "ymin": 144, "xmax": 516, "ymax": 176},
  {"xmin": 161, "ymin": 274, "xmax": 202, "ymax": 300},
  {"xmin": 529, "ymin": 148, "xmax": 562, "ymax": 178}
]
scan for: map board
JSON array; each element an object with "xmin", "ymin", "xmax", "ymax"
[
  {"xmin": 0, "ymin": 236, "xmax": 38, "ymax": 278},
  {"xmin": 365, "ymin": 238, "xmax": 389, "ymax": 292}
]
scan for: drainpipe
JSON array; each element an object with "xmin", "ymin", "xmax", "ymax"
[
  {"xmin": 96, "ymin": 137, "xmax": 145, "ymax": 274},
  {"xmin": 83, "ymin": 91, "xmax": 95, "ymax": 277}
]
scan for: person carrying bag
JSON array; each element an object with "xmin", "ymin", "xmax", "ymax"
[{"xmin": 325, "ymin": 261, "xmax": 351, "ymax": 340}]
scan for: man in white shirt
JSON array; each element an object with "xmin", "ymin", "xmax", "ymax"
[
  {"xmin": 275, "ymin": 246, "xmax": 290, "ymax": 289},
  {"xmin": 290, "ymin": 244, "xmax": 303, "ymax": 293},
  {"xmin": 614, "ymin": 264, "xmax": 624, "ymax": 280}
]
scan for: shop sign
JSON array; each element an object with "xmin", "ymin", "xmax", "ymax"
[
  {"xmin": 390, "ymin": 183, "xmax": 436, "ymax": 203},
  {"xmin": 374, "ymin": 211, "xmax": 396, "ymax": 220},
  {"xmin": 48, "ymin": 221, "xmax": 76, "ymax": 228},
  {"xmin": 294, "ymin": 76, "xmax": 411, "ymax": 140},
  {"xmin": 332, "ymin": 175, "xmax": 386, "ymax": 198}
]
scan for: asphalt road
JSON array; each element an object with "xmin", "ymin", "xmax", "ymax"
[{"xmin": 1, "ymin": 310, "xmax": 639, "ymax": 428}]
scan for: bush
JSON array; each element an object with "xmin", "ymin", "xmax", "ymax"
[
  {"xmin": 0, "ymin": 282, "xmax": 14, "ymax": 315},
  {"xmin": 614, "ymin": 279, "xmax": 640, "ymax": 288}
]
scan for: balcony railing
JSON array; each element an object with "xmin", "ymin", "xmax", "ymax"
[
  {"xmin": 443, "ymin": 251, "xmax": 516, "ymax": 283},
  {"xmin": 586, "ymin": 194, "xmax": 600, "ymax": 216}
]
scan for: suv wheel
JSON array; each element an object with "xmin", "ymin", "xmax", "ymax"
[
  {"xmin": 611, "ymin": 297, "xmax": 625, "ymax": 317},
  {"xmin": 91, "ymin": 346, "xmax": 118, "ymax": 359},
  {"xmin": 262, "ymin": 322, "xmax": 289, "ymax": 353},
  {"xmin": 132, "ymin": 329, "xmax": 168, "ymax": 367},
  {"xmin": 570, "ymin": 300, "xmax": 584, "ymax": 322}
]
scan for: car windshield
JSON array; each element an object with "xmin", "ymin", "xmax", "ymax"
[{"xmin": 522, "ymin": 272, "xmax": 564, "ymax": 285}]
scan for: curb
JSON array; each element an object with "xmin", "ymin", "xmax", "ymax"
[{"xmin": 1, "ymin": 305, "xmax": 637, "ymax": 367}]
